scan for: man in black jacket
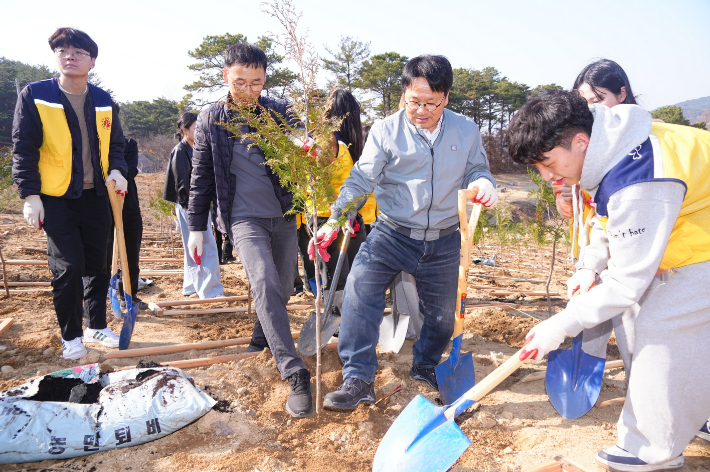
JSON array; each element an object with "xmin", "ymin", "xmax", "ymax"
[
  {"xmin": 12, "ymin": 28, "xmax": 128, "ymax": 360},
  {"xmin": 186, "ymin": 43, "xmax": 313, "ymax": 418}
]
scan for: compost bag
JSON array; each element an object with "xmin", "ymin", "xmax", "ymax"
[{"xmin": 0, "ymin": 364, "xmax": 216, "ymax": 464}]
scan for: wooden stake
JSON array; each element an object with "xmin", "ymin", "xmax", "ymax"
[
  {"xmin": 1, "ymin": 282, "xmax": 51, "ymax": 286},
  {"xmin": 119, "ymin": 342, "xmax": 338, "ymax": 370},
  {"xmin": 599, "ymin": 397, "xmax": 625, "ymax": 408},
  {"xmin": 0, "ymin": 246, "xmax": 8, "ymax": 298},
  {"xmin": 147, "ymin": 295, "xmax": 249, "ymax": 311},
  {"xmin": 157, "ymin": 304, "xmax": 311, "ymax": 316},
  {"xmin": 0, "ymin": 318, "xmax": 14, "ymax": 336},
  {"xmin": 105, "ymin": 332, "xmax": 300, "ymax": 359}
]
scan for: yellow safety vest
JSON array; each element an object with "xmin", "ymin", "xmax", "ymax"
[
  {"xmin": 596, "ymin": 123, "xmax": 710, "ymax": 270},
  {"xmin": 29, "ymin": 78, "xmax": 112, "ymax": 196}
]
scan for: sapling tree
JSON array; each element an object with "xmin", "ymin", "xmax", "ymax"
[
  {"xmin": 527, "ymin": 168, "xmax": 566, "ymax": 315},
  {"xmin": 220, "ymin": 0, "xmax": 363, "ymax": 414}
]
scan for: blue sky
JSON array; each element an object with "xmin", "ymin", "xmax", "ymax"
[{"xmin": 2, "ymin": 0, "xmax": 708, "ymax": 111}]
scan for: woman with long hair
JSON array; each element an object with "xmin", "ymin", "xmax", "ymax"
[{"xmin": 298, "ymin": 89, "xmax": 367, "ymax": 304}]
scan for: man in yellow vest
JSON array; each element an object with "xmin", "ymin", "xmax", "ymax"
[
  {"xmin": 507, "ymin": 89, "xmax": 710, "ymax": 472},
  {"xmin": 12, "ymin": 28, "xmax": 128, "ymax": 360}
]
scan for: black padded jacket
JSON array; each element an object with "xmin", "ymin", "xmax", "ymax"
[{"xmin": 187, "ymin": 94, "xmax": 298, "ymax": 234}]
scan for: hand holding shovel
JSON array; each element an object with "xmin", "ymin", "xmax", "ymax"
[{"xmin": 107, "ymin": 180, "xmax": 139, "ymax": 350}]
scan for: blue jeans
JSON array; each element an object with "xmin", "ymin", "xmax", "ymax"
[
  {"xmin": 176, "ymin": 203, "xmax": 224, "ymax": 299},
  {"xmin": 338, "ymin": 221, "xmax": 460, "ymax": 382}
]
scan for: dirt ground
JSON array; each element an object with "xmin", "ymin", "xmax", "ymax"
[{"xmin": 0, "ymin": 173, "xmax": 709, "ymax": 472}]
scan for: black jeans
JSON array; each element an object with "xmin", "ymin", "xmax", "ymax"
[
  {"xmin": 42, "ymin": 189, "xmax": 111, "ymax": 341},
  {"xmin": 106, "ymin": 176, "xmax": 143, "ymax": 296}
]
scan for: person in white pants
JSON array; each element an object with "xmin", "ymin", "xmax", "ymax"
[{"xmin": 508, "ymin": 89, "xmax": 710, "ymax": 472}]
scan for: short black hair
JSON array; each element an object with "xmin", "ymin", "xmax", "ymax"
[
  {"xmin": 508, "ymin": 89, "xmax": 593, "ymax": 165},
  {"xmin": 48, "ymin": 28, "xmax": 98, "ymax": 58},
  {"xmin": 573, "ymin": 59, "xmax": 637, "ymax": 105},
  {"xmin": 401, "ymin": 55, "xmax": 453, "ymax": 96},
  {"xmin": 224, "ymin": 43, "xmax": 267, "ymax": 70}
]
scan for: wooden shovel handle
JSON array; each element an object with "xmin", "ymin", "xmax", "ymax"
[
  {"xmin": 445, "ymin": 348, "xmax": 528, "ymax": 419},
  {"xmin": 452, "ymin": 189, "xmax": 482, "ymax": 338},
  {"xmin": 107, "ymin": 181, "xmax": 132, "ymax": 298}
]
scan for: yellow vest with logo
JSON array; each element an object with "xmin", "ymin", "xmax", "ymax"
[
  {"xmin": 29, "ymin": 78, "xmax": 112, "ymax": 197},
  {"xmin": 596, "ymin": 123, "xmax": 710, "ymax": 270}
]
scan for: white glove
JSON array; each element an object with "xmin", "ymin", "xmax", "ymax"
[
  {"xmin": 288, "ymin": 134, "xmax": 315, "ymax": 151},
  {"xmin": 23, "ymin": 195, "xmax": 44, "ymax": 230},
  {"xmin": 520, "ymin": 317, "xmax": 568, "ymax": 361},
  {"xmin": 105, "ymin": 169, "xmax": 128, "ymax": 195},
  {"xmin": 187, "ymin": 231, "xmax": 204, "ymax": 265},
  {"xmin": 467, "ymin": 178, "xmax": 498, "ymax": 207},
  {"xmin": 566, "ymin": 268, "xmax": 596, "ymax": 299}
]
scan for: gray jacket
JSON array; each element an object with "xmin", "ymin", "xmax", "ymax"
[{"xmin": 332, "ymin": 108, "xmax": 494, "ymax": 240}]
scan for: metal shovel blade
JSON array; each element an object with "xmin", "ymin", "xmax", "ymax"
[
  {"xmin": 379, "ymin": 312, "xmax": 410, "ymax": 354},
  {"xmin": 435, "ymin": 335, "xmax": 476, "ymax": 404},
  {"xmin": 298, "ymin": 311, "xmax": 341, "ymax": 357},
  {"xmin": 545, "ymin": 333, "xmax": 606, "ymax": 419},
  {"xmin": 109, "ymin": 270, "xmax": 123, "ymax": 320},
  {"xmin": 372, "ymin": 394, "xmax": 471, "ymax": 472},
  {"xmin": 119, "ymin": 292, "xmax": 139, "ymax": 350}
]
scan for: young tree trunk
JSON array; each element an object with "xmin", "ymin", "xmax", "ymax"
[
  {"xmin": 0, "ymin": 245, "xmax": 9, "ymax": 298},
  {"xmin": 310, "ymin": 177, "xmax": 323, "ymax": 414},
  {"xmin": 545, "ymin": 237, "xmax": 557, "ymax": 316}
]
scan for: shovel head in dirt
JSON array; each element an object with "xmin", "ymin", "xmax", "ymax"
[
  {"xmin": 545, "ymin": 332, "xmax": 606, "ymax": 419},
  {"xmin": 298, "ymin": 309, "xmax": 341, "ymax": 357},
  {"xmin": 435, "ymin": 335, "xmax": 476, "ymax": 405},
  {"xmin": 373, "ymin": 348, "xmax": 529, "ymax": 472}
]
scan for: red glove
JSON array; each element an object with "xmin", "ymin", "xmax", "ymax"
[{"xmin": 308, "ymin": 220, "xmax": 339, "ymax": 262}]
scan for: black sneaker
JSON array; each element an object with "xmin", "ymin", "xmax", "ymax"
[
  {"xmin": 410, "ymin": 365, "xmax": 438, "ymax": 390},
  {"xmin": 323, "ymin": 377, "xmax": 375, "ymax": 410},
  {"xmin": 286, "ymin": 369, "xmax": 314, "ymax": 418},
  {"xmin": 134, "ymin": 297, "xmax": 149, "ymax": 311}
]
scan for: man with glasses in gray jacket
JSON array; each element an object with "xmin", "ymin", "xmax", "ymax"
[{"xmin": 314, "ymin": 55, "xmax": 498, "ymax": 409}]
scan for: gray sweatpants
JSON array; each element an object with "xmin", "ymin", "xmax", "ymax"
[
  {"xmin": 614, "ymin": 260, "xmax": 710, "ymax": 463},
  {"xmin": 230, "ymin": 216, "xmax": 305, "ymax": 379}
]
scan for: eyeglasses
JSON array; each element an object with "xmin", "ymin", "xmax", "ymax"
[
  {"xmin": 404, "ymin": 97, "xmax": 445, "ymax": 112},
  {"xmin": 227, "ymin": 76, "xmax": 264, "ymax": 91},
  {"xmin": 54, "ymin": 48, "xmax": 91, "ymax": 59}
]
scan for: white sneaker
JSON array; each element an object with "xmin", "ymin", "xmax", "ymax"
[
  {"xmin": 596, "ymin": 446, "xmax": 684, "ymax": 471},
  {"xmin": 62, "ymin": 337, "xmax": 87, "ymax": 360},
  {"xmin": 84, "ymin": 327, "xmax": 120, "ymax": 348},
  {"xmin": 698, "ymin": 420, "xmax": 710, "ymax": 441}
]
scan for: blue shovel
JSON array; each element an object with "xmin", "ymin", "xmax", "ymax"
[
  {"xmin": 435, "ymin": 189, "xmax": 482, "ymax": 404},
  {"xmin": 373, "ymin": 348, "xmax": 529, "ymax": 472},
  {"xmin": 108, "ymin": 237, "xmax": 123, "ymax": 319},
  {"xmin": 107, "ymin": 181, "xmax": 139, "ymax": 350},
  {"xmin": 545, "ymin": 331, "xmax": 606, "ymax": 419}
]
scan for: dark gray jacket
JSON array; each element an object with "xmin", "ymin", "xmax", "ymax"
[
  {"xmin": 163, "ymin": 140, "xmax": 192, "ymax": 207},
  {"xmin": 187, "ymin": 94, "xmax": 298, "ymax": 233}
]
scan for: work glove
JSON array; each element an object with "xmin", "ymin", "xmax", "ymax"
[
  {"xmin": 187, "ymin": 231, "xmax": 204, "ymax": 265},
  {"xmin": 308, "ymin": 218, "xmax": 339, "ymax": 262},
  {"xmin": 519, "ymin": 317, "xmax": 568, "ymax": 361},
  {"xmin": 105, "ymin": 169, "xmax": 128, "ymax": 195},
  {"xmin": 467, "ymin": 178, "xmax": 498, "ymax": 207},
  {"xmin": 566, "ymin": 268, "xmax": 596, "ymax": 299},
  {"xmin": 289, "ymin": 134, "xmax": 315, "ymax": 151},
  {"xmin": 23, "ymin": 195, "xmax": 44, "ymax": 230}
]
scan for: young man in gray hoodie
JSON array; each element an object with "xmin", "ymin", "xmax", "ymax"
[
  {"xmin": 313, "ymin": 55, "xmax": 498, "ymax": 410},
  {"xmin": 508, "ymin": 89, "xmax": 710, "ymax": 472}
]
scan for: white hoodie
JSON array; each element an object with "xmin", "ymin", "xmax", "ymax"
[{"xmin": 555, "ymin": 104, "xmax": 686, "ymax": 336}]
